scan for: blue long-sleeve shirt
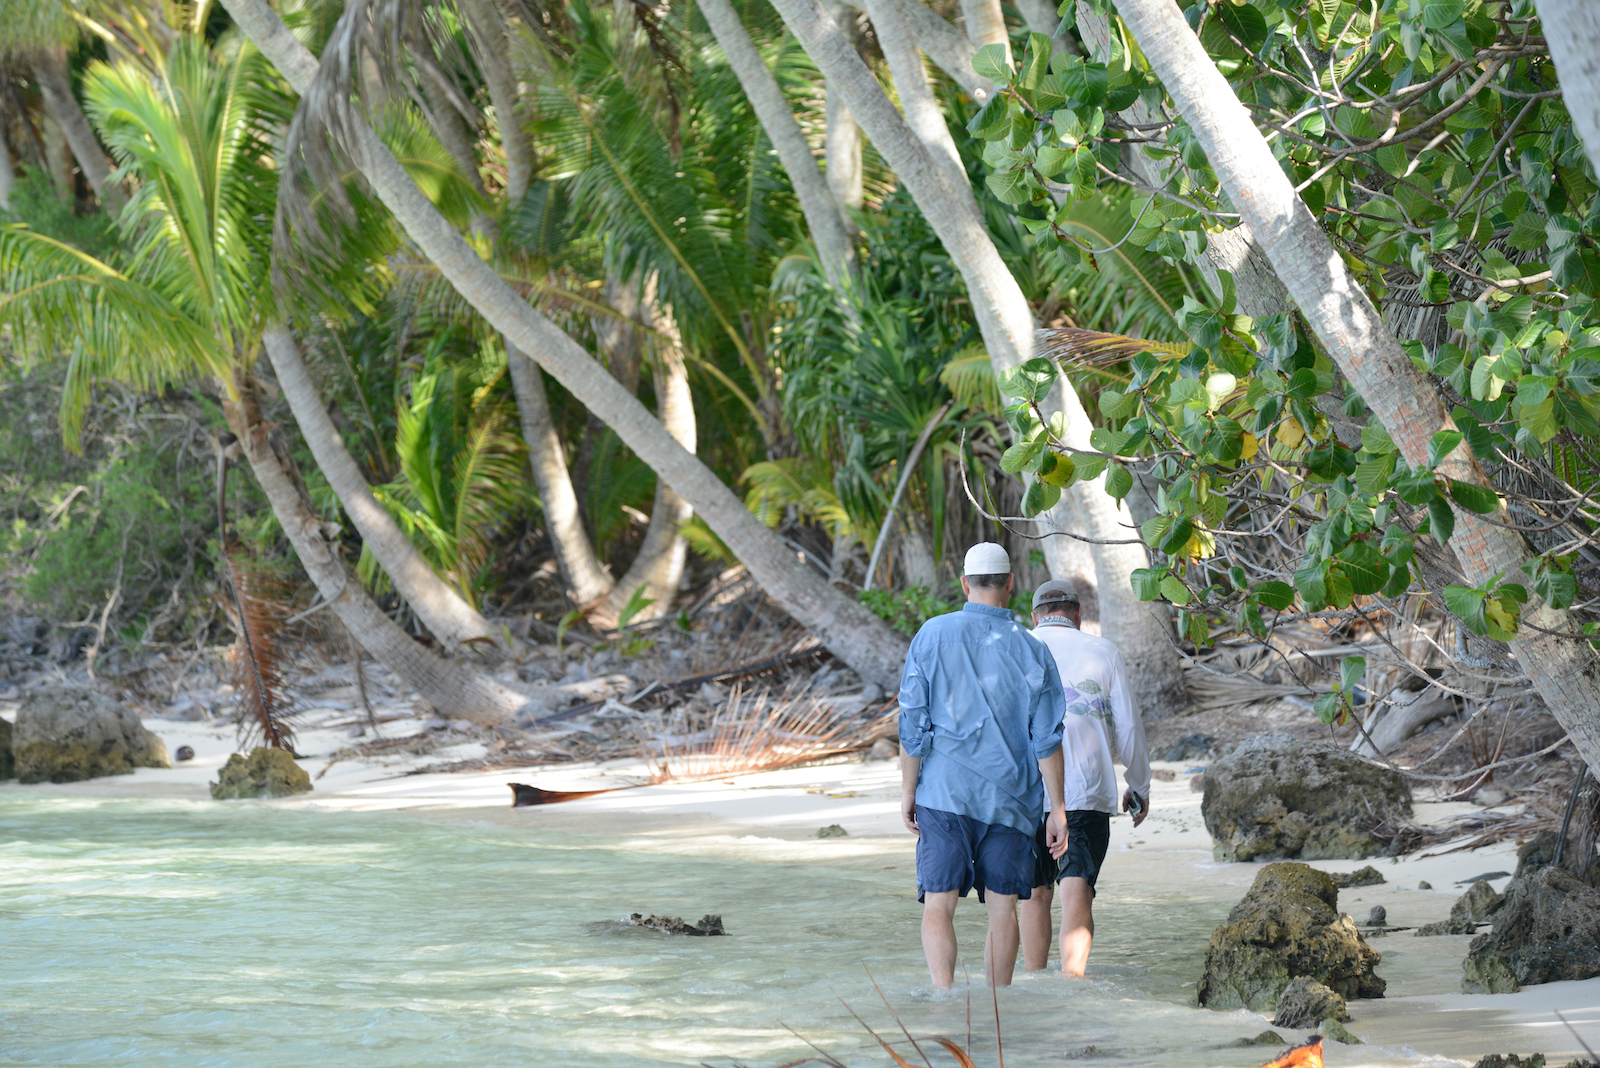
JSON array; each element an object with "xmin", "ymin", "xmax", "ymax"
[{"xmin": 897, "ymin": 602, "xmax": 1066, "ymax": 834}]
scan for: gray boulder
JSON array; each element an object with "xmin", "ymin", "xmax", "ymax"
[
  {"xmin": 1331, "ymin": 865, "xmax": 1386, "ymax": 888},
  {"xmin": 1202, "ymin": 735, "xmax": 1412, "ymax": 861},
  {"xmin": 1271, "ymin": 976, "xmax": 1349, "ymax": 1028},
  {"xmin": 1463, "ymin": 867, "xmax": 1600, "ymax": 993},
  {"xmin": 1454, "ymin": 880, "xmax": 1504, "ymax": 922},
  {"xmin": 1196, "ymin": 862, "xmax": 1385, "ymax": 1011},
  {"xmin": 14, "ymin": 686, "xmax": 169, "ymax": 783}
]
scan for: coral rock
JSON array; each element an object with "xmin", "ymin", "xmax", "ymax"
[
  {"xmin": 1271, "ymin": 976, "xmax": 1350, "ymax": 1029},
  {"xmin": 1463, "ymin": 867, "xmax": 1600, "ymax": 993},
  {"xmin": 210, "ymin": 747, "xmax": 312, "ymax": 800},
  {"xmin": 1196, "ymin": 862, "xmax": 1385, "ymax": 1011},
  {"xmin": 14, "ymin": 686, "xmax": 169, "ymax": 783},
  {"xmin": 1331, "ymin": 865, "xmax": 1386, "ymax": 888},
  {"xmin": 1201, "ymin": 735, "xmax": 1411, "ymax": 862}
]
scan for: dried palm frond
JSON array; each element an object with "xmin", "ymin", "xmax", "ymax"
[
  {"xmin": 643, "ymin": 683, "xmax": 863, "ymax": 784},
  {"xmin": 221, "ymin": 548, "xmax": 298, "ymax": 752},
  {"xmin": 1033, "ymin": 326, "xmax": 1192, "ymax": 369}
]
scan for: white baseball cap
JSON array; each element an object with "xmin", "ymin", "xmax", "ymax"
[{"xmin": 963, "ymin": 542, "xmax": 1011, "ymax": 575}]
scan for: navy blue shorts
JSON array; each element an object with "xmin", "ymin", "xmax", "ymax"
[
  {"xmin": 915, "ymin": 806, "xmax": 1036, "ymax": 903},
  {"xmin": 1033, "ymin": 810, "xmax": 1112, "ymax": 895}
]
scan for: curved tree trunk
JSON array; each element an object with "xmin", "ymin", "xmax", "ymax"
[
  {"xmin": 958, "ymin": 0, "xmax": 1010, "ymax": 60},
  {"xmin": 0, "ymin": 129, "xmax": 14, "ymax": 211},
  {"xmin": 459, "ymin": 0, "xmax": 533, "ymax": 203},
  {"xmin": 863, "ymin": 0, "xmax": 974, "ymax": 204},
  {"xmin": 261, "ymin": 326, "xmax": 503, "ymax": 651},
  {"xmin": 700, "ymin": 0, "xmax": 857, "ymax": 288},
  {"xmin": 1114, "ymin": 0, "xmax": 1600, "ymax": 773},
  {"xmin": 595, "ymin": 309, "xmax": 696, "ymax": 625},
  {"xmin": 226, "ymin": 0, "xmax": 912, "ymax": 691},
  {"xmin": 222, "ymin": 375, "xmax": 527, "ymax": 724},
  {"xmin": 823, "ymin": 1, "xmax": 864, "ymax": 223},
  {"xmin": 1536, "ymin": 1, "xmax": 1600, "ymax": 179},
  {"xmin": 840, "ymin": 0, "xmax": 986, "ymax": 99},
  {"xmin": 32, "ymin": 45, "xmax": 122, "ymax": 212},
  {"xmin": 773, "ymin": 0, "xmax": 1187, "ymax": 716}
]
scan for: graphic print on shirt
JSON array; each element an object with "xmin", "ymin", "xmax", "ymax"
[{"xmin": 1064, "ymin": 678, "xmax": 1113, "ymax": 723}]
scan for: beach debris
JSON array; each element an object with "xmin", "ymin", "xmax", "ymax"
[
  {"xmin": 210, "ymin": 747, "xmax": 311, "ymax": 800},
  {"xmin": 1272, "ymin": 977, "xmax": 1349, "ymax": 1029},
  {"xmin": 1364, "ymin": 906, "xmax": 1387, "ymax": 926},
  {"xmin": 1196, "ymin": 862, "xmax": 1384, "ymax": 1012},
  {"xmin": 1159, "ymin": 733, "xmax": 1217, "ymax": 762},
  {"xmin": 174, "ymin": 745, "xmax": 195, "ymax": 762},
  {"xmin": 1258, "ymin": 1036, "xmax": 1324, "ymax": 1068},
  {"xmin": 1200, "ymin": 735, "xmax": 1412, "ymax": 862},
  {"xmin": 13, "ymin": 685, "xmax": 169, "ymax": 783},
  {"xmin": 816, "ymin": 824, "xmax": 848, "ymax": 838},
  {"xmin": 1463, "ymin": 867, "xmax": 1600, "ymax": 993},
  {"xmin": 1151, "ymin": 768, "xmax": 1176, "ymax": 781},
  {"xmin": 508, "ymin": 782, "xmax": 614, "ymax": 807},
  {"xmin": 346, "ymin": 725, "xmax": 364, "ymax": 738},
  {"xmin": 1350, "ymin": 688, "xmax": 1457, "ymax": 757},
  {"xmin": 1228, "ymin": 1031, "xmax": 1286, "ymax": 1047},
  {"xmin": 1330, "ymin": 865, "xmax": 1385, "ymax": 888},
  {"xmin": 626, "ymin": 913, "xmax": 726, "ymax": 936},
  {"xmin": 1471, "ymin": 1056, "xmax": 1547, "ymax": 1068}
]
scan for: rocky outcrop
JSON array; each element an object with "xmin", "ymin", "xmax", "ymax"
[
  {"xmin": 1463, "ymin": 867, "xmax": 1600, "ymax": 993},
  {"xmin": 13, "ymin": 686, "xmax": 169, "ymax": 783},
  {"xmin": 210, "ymin": 748, "xmax": 312, "ymax": 800},
  {"xmin": 627, "ymin": 913, "xmax": 726, "ymax": 936},
  {"xmin": 1196, "ymin": 862, "xmax": 1385, "ymax": 1011},
  {"xmin": 1271, "ymin": 976, "xmax": 1349, "ymax": 1028},
  {"xmin": 1331, "ymin": 865, "xmax": 1386, "ymax": 888},
  {"xmin": 1201, "ymin": 735, "xmax": 1412, "ymax": 861}
]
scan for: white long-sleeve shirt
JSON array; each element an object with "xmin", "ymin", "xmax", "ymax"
[{"xmin": 1030, "ymin": 617, "xmax": 1151, "ymax": 814}]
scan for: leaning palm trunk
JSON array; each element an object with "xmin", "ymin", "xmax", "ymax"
[
  {"xmin": 1536, "ymin": 1, "xmax": 1600, "ymax": 179},
  {"xmin": 863, "ymin": 0, "xmax": 972, "ymax": 204},
  {"xmin": 595, "ymin": 327, "xmax": 696, "ymax": 625},
  {"xmin": 261, "ymin": 325, "xmax": 504, "ymax": 651},
  {"xmin": 700, "ymin": 0, "xmax": 856, "ymax": 288},
  {"xmin": 225, "ymin": 0, "xmax": 912, "ymax": 690},
  {"xmin": 823, "ymin": 1, "xmax": 864, "ymax": 221},
  {"xmin": 32, "ymin": 44, "xmax": 122, "ymax": 211},
  {"xmin": 1113, "ymin": 0, "xmax": 1600, "ymax": 771},
  {"xmin": 771, "ymin": 0, "xmax": 1186, "ymax": 715},
  {"xmin": 221, "ymin": 374, "xmax": 527, "ymax": 724}
]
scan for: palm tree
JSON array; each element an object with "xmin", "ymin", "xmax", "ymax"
[
  {"xmin": 0, "ymin": 35, "xmax": 526, "ymax": 722},
  {"xmin": 224, "ymin": 0, "xmax": 914, "ymax": 691}
]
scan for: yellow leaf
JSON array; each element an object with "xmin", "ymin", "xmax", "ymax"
[
  {"xmin": 1240, "ymin": 430, "xmax": 1259, "ymax": 460},
  {"xmin": 1277, "ymin": 416, "xmax": 1305, "ymax": 448}
]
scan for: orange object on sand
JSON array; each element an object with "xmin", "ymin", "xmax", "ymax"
[{"xmin": 1260, "ymin": 1036, "xmax": 1324, "ymax": 1068}]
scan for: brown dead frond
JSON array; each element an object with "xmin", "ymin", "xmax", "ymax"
[
  {"xmin": 1033, "ymin": 326, "xmax": 1191, "ymax": 369},
  {"xmin": 643, "ymin": 682, "xmax": 860, "ymax": 784},
  {"xmin": 221, "ymin": 548, "xmax": 298, "ymax": 752}
]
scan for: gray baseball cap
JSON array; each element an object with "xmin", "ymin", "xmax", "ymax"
[{"xmin": 1031, "ymin": 579, "xmax": 1081, "ymax": 612}]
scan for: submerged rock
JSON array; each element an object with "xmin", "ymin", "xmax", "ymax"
[
  {"xmin": 210, "ymin": 747, "xmax": 312, "ymax": 800},
  {"xmin": 0, "ymin": 716, "xmax": 12, "ymax": 780},
  {"xmin": 816, "ymin": 824, "xmax": 848, "ymax": 838},
  {"xmin": 1471, "ymin": 1056, "xmax": 1547, "ymax": 1068},
  {"xmin": 627, "ymin": 913, "xmax": 726, "ymax": 936},
  {"xmin": 1271, "ymin": 976, "xmax": 1349, "ymax": 1028},
  {"xmin": 1321, "ymin": 1018, "xmax": 1363, "ymax": 1045},
  {"xmin": 1225, "ymin": 1032, "xmax": 1286, "ymax": 1048},
  {"xmin": 1463, "ymin": 867, "xmax": 1600, "ymax": 993},
  {"xmin": 14, "ymin": 686, "xmax": 169, "ymax": 783},
  {"xmin": 1196, "ymin": 862, "xmax": 1384, "ymax": 1011},
  {"xmin": 1201, "ymin": 735, "xmax": 1412, "ymax": 861},
  {"xmin": 1331, "ymin": 865, "xmax": 1386, "ymax": 888}
]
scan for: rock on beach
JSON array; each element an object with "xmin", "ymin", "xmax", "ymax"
[
  {"xmin": 1196, "ymin": 862, "xmax": 1385, "ymax": 1012},
  {"xmin": 1462, "ymin": 867, "xmax": 1600, "ymax": 993},
  {"xmin": 1201, "ymin": 734, "xmax": 1412, "ymax": 861},
  {"xmin": 13, "ymin": 685, "xmax": 169, "ymax": 783},
  {"xmin": 210, "ymin": 747, "xmax": 313, "ymax": 800}
]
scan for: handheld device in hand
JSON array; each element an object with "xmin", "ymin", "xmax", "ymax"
[{"xmin": 1127, "ymin": 792, "xmax": 1145, "ymax": 817}]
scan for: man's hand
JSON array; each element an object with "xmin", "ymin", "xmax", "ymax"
[
  {"xmin": 1122, "ymin": 789, "xmax": 1148, "ymax": 828},
  {"xmin": 902, "ymin": 790, "xmax": 920, "ymax": 836},
  {"xmin": 1044, "ymin": 807, "xmax": 1068, "ymax": 859}
]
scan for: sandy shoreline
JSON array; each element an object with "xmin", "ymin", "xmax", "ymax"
[{"xmin": 7, "ymin": 708, "xmax": 1599, "ymax": 1065}]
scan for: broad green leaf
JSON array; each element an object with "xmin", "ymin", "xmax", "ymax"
[
  {"xmin": 1313, "ymin": 691, "xmax": 1343, "ymax": 724},
  {"xmin": 1427, "ymin": 497, "xmax": 1456, "ymax": 544},
  {"xmin": 1130, "ymin": 567, "xmax": 1166, "ymax": 600},
  {"xmin": 1447, "ymin": 478, "xmax": 1500, "ymax": 514},
  {"xmin": 1105, "ymin": 464, "xmax": 1133, "ymax": 499},
  {"xmin": 1159, "ymin": 574, "xmax": 1192, "ymax": 605},
  {"xmin": 1036, "ymin": 143, "xmax": 1073, "ymax": 179},
  {"xmin": 1023, "ymin": 478, "xmax": 1062, "ymax": 515},
  {"xmin": 1254, "ymin": 580, "xmax": 1295, "ymax": 610},
  {"xmin": 996, "ymin": 358, "xmax": 1058, "ymax": 402},
  {"xmin": 973, "ymin": 43, "xmax": 1013, "ymax": 85},
  {"xmin": 1518, "ymin": 394, "xmax": 1559, "ymax": 443},
  {"xmin": 985, "ymin": 166, "xmax": 1032, "ymax": 205},
  {"xmin": 1508, "ymin": 211, "xmax": 1548, "ymax": 251},
  {"xmin": 1441, "ymin": 582, "xmax": 1486, "ymax": 624},
  {"xmin": 1001, "ymin": 439, "xmax": 1047, "ymax": 473},
  {"xmin": 1340, "ymin": 655, "xmax": 1367, "ymax": 692},
  {"xmin": 1215, "ymin": 1, "xmax": 1270, "ymax": 51},
  {"xmin": 1353, "ymin": 454, "xmax": 1396, "ymax": 494},
  {"xmin": 1427, "ymin": 429, "xmax": 1463, "ymax": 468}
]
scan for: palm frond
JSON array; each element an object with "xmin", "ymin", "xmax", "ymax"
[
  {"xmin": 222, "ymin": 547, "xmax": 299, "ymax": 752},
  {"xmin": 1035, "ymin": 327, "xmax": 1192, "ymax": 368},
  {"xmin": 939, "ymin": 344, "xmax": 1000, "ymax": 416}
]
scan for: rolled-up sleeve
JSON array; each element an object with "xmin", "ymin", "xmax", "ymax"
[
  {"xmin": 897, "ymin": 639, "xmax": 933, "ymax": 756},
  {"xmin": 1029, "ymin": 649, "xmax": 1065, "ymax": 759}
]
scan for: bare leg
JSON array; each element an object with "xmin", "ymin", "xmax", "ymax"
[
  {"xmin": 1020, "ymin": 882, "xmax": 1054, "ymax": 971},
  {"xmin": 1058, "ymin": 877, "xmax": 1094, "ymax": 978},
  {"xmin": 921, "ymin": 891, "xmax": 959, "ymax": 989},
  {"xmin": 981, "ymin": 892, "xmax": 1021, "ymax": 986}
]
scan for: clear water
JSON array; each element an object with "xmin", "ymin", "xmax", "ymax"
[{"xmin": 0, "ymin": 797, "xmax": 1445, "ymax": 1067}]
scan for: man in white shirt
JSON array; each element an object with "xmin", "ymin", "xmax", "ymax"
[{"xmin": 1020, "ymin": 580, "xmax": 1152, "ymax": 977}]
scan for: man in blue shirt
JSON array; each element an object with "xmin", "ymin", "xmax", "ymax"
[{"xmin": 898, "ymin": 542, "xmax": 1068, "ymax": 989}]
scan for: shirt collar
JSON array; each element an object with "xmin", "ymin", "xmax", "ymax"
[
  {"xmin": 1035, "ymin": 615, "xmax": 1078, "ymax": 629},
  {"xmin": 962, "ymin": 601, "xmax": 1013, "ymax": 620}
]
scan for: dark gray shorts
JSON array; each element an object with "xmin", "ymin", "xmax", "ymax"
[
  {"xmin": 915, "ymin": 806, "xmax": 1036, "ymax": 903},
  {"xmin": 1033, "ymin": 810, "xmax": 1112, "ymax": 895}
]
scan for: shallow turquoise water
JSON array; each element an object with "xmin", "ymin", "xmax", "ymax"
[{"xmin": 0, "ymin": 796, "xmax": 1430, "ymax": 1066}]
